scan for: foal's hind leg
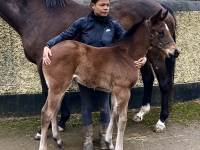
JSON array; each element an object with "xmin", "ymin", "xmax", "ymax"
[
  {"xmin": 105, "ymin": 93, "xmax": 117, "ymax": 150},
  {"xmin": 51, "ymin": 95, "xmax": 65, "ymax": 148},
  {"xmin": 39, "ymin": 91, "xmax": 65, "ymax": 150}
]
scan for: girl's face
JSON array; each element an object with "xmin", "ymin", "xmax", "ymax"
[{"xmin": 90, "ymin": 0, "xmax": 110, "ymax": 17}]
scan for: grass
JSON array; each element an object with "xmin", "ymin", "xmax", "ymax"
[{"xmin": 0, "ymin": 99, "xmax": 200, "ymax": 136}]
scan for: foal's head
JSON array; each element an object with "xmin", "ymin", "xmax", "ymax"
[{"xmin": 146, "ymin": 9, "xmax": 179, "ymax": 58}]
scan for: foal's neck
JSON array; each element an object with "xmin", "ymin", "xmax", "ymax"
[{"xmin": 121, "ymin": 24, "xmax": 150, "ymax": 61}]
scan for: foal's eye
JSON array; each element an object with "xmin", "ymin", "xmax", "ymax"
[{"xmin": 157, "ymin": 31, "xmax": 164, "ymax": 38}]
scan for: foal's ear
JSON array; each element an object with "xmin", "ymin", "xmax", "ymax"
[
  {"xmin": 150, "ymin": 9, "xmax": 162, "ymax": 24},
  {"xmin": 160, "ymin": 10, "xmax": 168, "ymax": 21}
]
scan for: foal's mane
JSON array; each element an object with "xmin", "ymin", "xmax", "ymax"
[
  {"xmin": 123, "ymin": 18, "xmax": 145, "ymax": 39},
  {"xmin": 43, "ymin": 0, "xmax": 69, "ymax": 7},
  {"xmin": 115, "ymin": 18, "xmax": 145, "ymax": 45}
]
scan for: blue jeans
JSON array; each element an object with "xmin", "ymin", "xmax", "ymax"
[{"xmin": 78, "ymin": 84, "xmax": 110, "ymax": 125}]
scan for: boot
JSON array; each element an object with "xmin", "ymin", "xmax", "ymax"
[
  {"xmin": 83, "ymin": 124, "xmax": 93, "ymax": 150},
  {"xmin": 99, "ymin": 122, "xmax": 109, "ymax": 149}
]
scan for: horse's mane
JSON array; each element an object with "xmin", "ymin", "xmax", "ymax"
[{"xmin": 43, "ymin": 0, "xmax": 69, "ymax": 7}]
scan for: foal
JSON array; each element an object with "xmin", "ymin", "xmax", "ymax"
[{"xmin": 39, "ymin": 10, "xmax": 179, "ymax": 150}]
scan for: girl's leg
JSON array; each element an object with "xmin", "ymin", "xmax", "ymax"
[
  {"xmin": 95, "ymin": 90, "xmax": 110, "ymax": 149},
  {"xmin": 78, "ymin": 84, "xmax": 95, "ymax": 150}
]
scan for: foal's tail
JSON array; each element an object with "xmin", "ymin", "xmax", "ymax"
[
  {"xmin": 161, "ymin": 3, "xmax": 176, "ymax": 112},
  {"xmin": 38, "ymin": 59, "xmax": 49, "ymax": 103}
]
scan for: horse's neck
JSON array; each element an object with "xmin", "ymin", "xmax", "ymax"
[
  {"xmin": 0, "ymin": 0, "xmax": 87, "ymax": 36},
  {"xmin": 0, "ymin": 1, "xmax": 28, "ymax": 35}
]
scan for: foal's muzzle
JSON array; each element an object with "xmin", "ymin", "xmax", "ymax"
[{"xmin": 169, "ymin": 49, "xmax": 180, "ymax": 58}]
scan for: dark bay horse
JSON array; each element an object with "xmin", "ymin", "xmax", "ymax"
[
  {"xmin": 39, "ymin": 10, "xmax": 179, "ymax": 150},
  {"xmin": 0, "ymin": 0, "xmax": 178, "ymax": 132}
]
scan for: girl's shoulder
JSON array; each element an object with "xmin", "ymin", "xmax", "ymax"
[
  {"xmin": 108, "ymin": 18, "xmax": 122, "ymax": 28},
  {"xmin": 73, "ymin": 16, "xmax": 89, "ymax": 28},
  {"xmin": 76, "ymin": 16, "xmax": 88, "ymax": 23}
]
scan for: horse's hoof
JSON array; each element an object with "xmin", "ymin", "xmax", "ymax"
[
  {"xmin": 153, "ymin": 124, "xmax": 166, "ymax": 133},
  {"xmin": 57, "ymin": 142, "xmax": 65, "ymax": 149},
  {"xmin": 34, "ymin": 133, "xmax": 41, "ymax": 141},
  {"xmin": 133, "ymin": 115, "xmax": 143, "ymax": 122}
]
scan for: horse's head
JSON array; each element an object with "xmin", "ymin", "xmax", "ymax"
[{"xmin": 146, "ymin": 9, "xmax": 180, "ymax": 58}]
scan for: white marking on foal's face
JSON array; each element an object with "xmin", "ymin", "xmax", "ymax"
[{"xmin": 165, "ymin": 23, "xmax": 169, "ymax": 31}]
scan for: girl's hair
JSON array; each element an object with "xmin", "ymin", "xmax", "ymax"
[
  {"xmin": 91, "ymin": 0, "xmax": 110, "ymax": 4},
  {"xmin": 90, "ymin": 0, "xmax": 99, "ymax": 3}
]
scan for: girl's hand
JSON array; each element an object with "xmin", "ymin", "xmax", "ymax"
[
  {"xmin": 134, "ymin": 57, "xmax": 147, "ymax": 69},
  {"xmin": 43, "ymin": 46, "xmax": 52, "ymax": 65}
]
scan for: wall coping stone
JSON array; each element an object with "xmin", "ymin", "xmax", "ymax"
[{"xmin": 155, "ymin": 0, "xmax": 200, "ymax": 11}]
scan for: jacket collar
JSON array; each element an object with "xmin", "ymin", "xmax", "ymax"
[{"xmin": 88, "ymin": 11, "xmax": 111, "ymax": 24}]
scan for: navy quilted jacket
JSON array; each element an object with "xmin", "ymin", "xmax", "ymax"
[{"xmin": 46, "ymin": 11, "xmax": 125, "ymax": 48}]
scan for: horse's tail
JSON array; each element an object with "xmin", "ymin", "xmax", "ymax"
[
  {"xmin": 38, "ymin": 59, "xmax": 48, "ymax": 103},
  {"xmin": 161, "ymin": 3, "xmax": 176, "ymax": 112}
]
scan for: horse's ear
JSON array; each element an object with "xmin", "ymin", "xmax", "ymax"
[
  {"xmin": 150, "ymin": 9, "xmax": 162, "ymax": 24},
  {"xmin": 160, "ymin": 10, "xmax": 168, "ymax": 21}
]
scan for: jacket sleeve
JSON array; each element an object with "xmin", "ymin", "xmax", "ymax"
[
  {"xmin": 46, "ymin": 18, "xmax": 84, "ymax": 48},
  {"xmin": 113, "ymin": 20, "xmax": 125, "ymax": 41}
]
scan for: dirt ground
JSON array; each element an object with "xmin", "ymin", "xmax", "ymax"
[{"xmin": 1, "ymin": 100, "xmax": 200, "ymax": 150}]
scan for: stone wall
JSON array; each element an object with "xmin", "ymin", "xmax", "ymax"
[{"xmin": 0, "ymin": 1, "xmax": 200, "ymax": 95}]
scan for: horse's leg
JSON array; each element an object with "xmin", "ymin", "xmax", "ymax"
[
  {"xmin": 105, "ymin": 93, "xmax": 116, "ymax": 150},
  {"xmin": 152, "ymin": 57, "xmax": 175, "ymax": 132},
  {"xmin": 133, "ymin": 61, "xmax": 153, "ymax": 122},
  {"xmin": 34, "ymin": 62, "xmax": 50, "ymax": 141},
  {"xmin": 115, "ymin": 89, "xmax": 130, "ymax": 150}
]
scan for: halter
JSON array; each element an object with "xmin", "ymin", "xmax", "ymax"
[{"xmin": 145, "ymin": 20, "xmax": 174, "ymax": 69}]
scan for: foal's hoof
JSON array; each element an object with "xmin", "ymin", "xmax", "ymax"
[
  {"xmin": 58, "ymin": 142, "xmax": 65, "ymax": 149},
  {"xmin": 54, "ymin": 138, "xmax": 65, "ymax": 149},
  {"xmin": 133, "ymin": 115, "xmax": 143, "ymax": 122},
  {"xmin": 106, "ymin": 141, "xmax": 114, "ymax": 150},
  {"xmin": 153, "ymin": 124, "xmax": 166, "ymax": 133}
]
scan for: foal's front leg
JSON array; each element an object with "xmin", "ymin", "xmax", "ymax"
[
  {"xmin": 133, "ymin": 61, "xmax": 153, "ymax": 122},
  {"xmin": 150, "ymin": 57, "xmax": 174, "ymax": 132},
  {"xmin": 115, "ymin": 90, "xmax": 130, "ymax": 150}
]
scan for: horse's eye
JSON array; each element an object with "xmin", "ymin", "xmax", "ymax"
[{"xmin": 157, "ymin": 31, "xmax": 164, "ymax": 38}]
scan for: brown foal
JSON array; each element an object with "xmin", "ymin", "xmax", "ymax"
[{"xmin": 39, "ymin": 10, "xmax": 179, "ymax": 150}]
